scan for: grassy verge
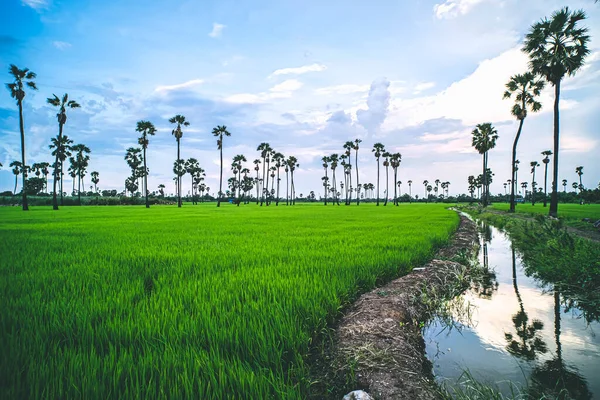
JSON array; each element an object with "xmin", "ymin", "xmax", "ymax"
[
  {"xmin": 490, "ymin": 203, "xmax": 600, "ymax": 231},
  {"xmin": 0, "ymin": 203, "xmax": 458, "ymax": 399}
]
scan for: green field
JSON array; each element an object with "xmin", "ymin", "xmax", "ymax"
[
  {"xmin": 0, "ymin": 203, "xmax": 458, "ymax": 399},
  {"xmin": 490, "ymin": 203, "xmax": 600, "ymax": 221}
]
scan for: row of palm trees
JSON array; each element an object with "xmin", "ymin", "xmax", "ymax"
[{"xmin": 468, "ymin": 7, "xmax": 590, "ymax": 216}]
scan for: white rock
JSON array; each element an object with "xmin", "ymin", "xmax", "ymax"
[{"xmin": 343, "ymin": 390, "xmax": 374, "ymax": 400}]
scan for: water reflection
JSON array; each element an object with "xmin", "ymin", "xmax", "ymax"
[
  {"xmin": 528, "ymin": 290, "xmax": 592, "ymax": 399},
  {"xmin": 504, "ymin": 247, "xmax": 547, "ymax": 361},
  {"xmin": 425, "ymin": 222, "xmax": 600, "ymax": 398}
]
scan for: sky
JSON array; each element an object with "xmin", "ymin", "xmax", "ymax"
[{"xmin": 1, "ymin": 0, "xmax": 599, "ymax": 198}]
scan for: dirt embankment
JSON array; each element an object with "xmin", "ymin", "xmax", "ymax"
[{"xmin": 312, "ymin": 213, "xmax": 479, "ymax": 400}]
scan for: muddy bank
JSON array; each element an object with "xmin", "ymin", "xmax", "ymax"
[{"xmin": 311, "ymin": 213, "xmax": 479, "ymax": 400}]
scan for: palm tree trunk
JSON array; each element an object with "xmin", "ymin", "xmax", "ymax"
[
  {"xmin": 376, "ymin": 159, "xmax": 380, "ymax": 206},
  {"xmin": 393, "ymin": 168, "xmax": 398, "ymax": 206},
  {"xmin": 291, "ymin": 171, "xmax": 295, "ymax": 205},
  {"xmin": 543, "ymin": 164, "xmax": 548, "ymax": 207},
  {"xmin": 177, "ymin": 139, "xmax": 182, "ymax": 208},
  {"xmin": 549, "ymin": 81, "xmax": 560, "ymax": 218},
  {"xmin": 143, "ymin": 146, "xmax": 149, "ymax": 208},
  {"xmin": 384, "ymin": 166, "xmax": 389, "ymax": 206},
  {"xmin": 256, "ymin": 170, "xmax": 260, "ymax": 204},
  {"xmin": 509, "ymin": 119, "xmax": 524, "ymax": 212},
  {"xmin": 78, "ymin": 172, "xmax": 82, "ymax": 205},
  {"xmin": 260, "ymin": 157, "xmax": 266, "ymax": 206},
  {"xmin": 18, "ymin": 101, "xmax": 28, "ymax": 210},
  {"xmin": 286, "ymin": 170, "xmax": 290, "ymax": 206},
  {"xmin": 348, "ymin": 161, "xmax": 352, "ymax": 205},
  {"xmin": 276, "ymin": 169, "xmax": 280, "ymax": 206},
  {"xmin": 355, "ymin": 148, "xmax": 360, "ymax": 205},
  {"xmin": 14, "ymin": 174, "xmax": 17, "ymax": 194},
  {"xmin": 482, "ymin": 153, "xmax": 487, "ymax": 206},
  {"xmin": 323, "ymin": 168, "xmax": 327, "ymax": 205},
  {"xmin": 52, "ymin": 124, "xmax": 64, "ymax": 210},
  {"xmin": 217, "ymin": 140, "xmax": 222, "ymax": 208},
  {"xmin": 531, "ymin": 169, "xmax": 536, "ymax": 206}
]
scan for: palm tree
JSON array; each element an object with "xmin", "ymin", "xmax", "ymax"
[
  {"xmin": 185, "ymin": 158, "xmax": 200, "ymax": 204},
  {"xmin": 47, "ymin": 93, "xmax": 80, "ymax": 210},
  {"xmin": 91, "ymin": 171, "xmax": 99, "ymax": 193},
  {"xmin": 272, "ymin": 152, "xmax": 284, "ymax": 205},
  {"xmin": 71, "ymin": 144, "xmax": 91, "ymax": 205},
  {"xmin": 330, "ymin": 153, "xmax": 340, "ymax": 205},
  {"xmin": 173, "ymin": 159, "xmax": 186, "ymax": 201},
  {"xmin": 10, "ymin": 161, "xmax": 22, "ymax": 194},
  {"xmin": 354, "ymin": 139, "xmax": 362, "ymax": 205},
  {"xmin": 256, "ymin": 142, "xmax": 272, "ymax": 206},
  {"xmin": 572, "ymin": 182, "xmax": 578, "ymax": 192},
  {"xmin": 523, "ymin": 7, "xmax": 590, "ymax": 217},
  {"xmin": 287, "ymin": 156, "xmax": 299, "ymax": 205},
  {"xmin": 49, "ymin": 135, "xmax": 73, "ymax": 204},
  {"xmin": 321, "ymin": 156, "xmax": 329, "ymax": 205},
  {"xmin": 382, "ymin": 152, "xmax": 391, "ymax": 206},
  {"xmin": 471, "ymin": 123, "xmax": 499, "ymax": 206},
  {"xmin": 530, "ymin": 161, "xmax": 540, "ymax": 205},
  {"xmin": 562, "ymin": 179, "xmax": 567, "ymax": 193},
  {"xmin": 372, "ymin": 143, "xmax": 385, "ymax": 206},
  {"xmin": 541, "ymin": 151, "xmax": 552, "ymax": 207},
  {"xmin": 426, "ymin": 185, "xmax": 432, "ymax": 200},
  {"xmin": 390, "ymin": 153, "xmax": 401, "ymax": 206},
  {"xmin": 158, "ymin": 184, "xmax": 165, "ymax": 197},
  {"xmin": 575, "ymin": 166, "xmax": 584, "ymax": 190},
  {"xmin": 503, "ymin": 73, "xmax": 544, "ymax": 212},
  {"xmin": 423, "ymin": 180, "xmax": 429, "ymax": 202},
  {"xmin": 210, "ymin": 125, "xmax": 230, "ymax": 207},
  {"xmin": 253, "ymin": 159, "xmax": 261, "ymax": 204},
  {"xmin": 343, "ymin": 141, "xmax": 354, "ymax": 205},
  {"xmin": 7, "ymin": 65, "xmax": 37, "ymax": 210},
  {"xmin": 522, "ymin": 182, "xmax": 529, "ymax": 199},
  {"xmin": 468, "ymin": 175, "xmax": 476, "ymax": 201},
  {"xmin": 169, "ymin": 115, "xmax": 190, "ymax": 207},
  {"xmin": 136, "ymin": 120, "xmax": 156, "ymax": 208}
]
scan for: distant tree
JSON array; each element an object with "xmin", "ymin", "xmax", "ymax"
[
  {"xmin": 562, "ymin": 179, "xmax": 567, "ymax": 193},
  {"xmin": 71, "ymin": 144, "xmax": 91, "ymax": 205},
  {"xmin": 372, "ymin": 143, "xmax": 385, "ymax": 206},
  {"xmin": 382, "ymin": 152, "xmax": 391, "ymax": 206},
  {"xmin": 541, "ymin": 150, "xmax": 552, "ymax": 207},
  {"xmin": 423, "ymin": 180, "xmax": 429, "ymax": 201},
  {"xmin": 158, "ymin": 184, "xmax": 165, "ymax": 197},
  {"xmin": 50, "ymin": 135, "xmax": 73, "ymax": 205},
  {"xmin": 287, "ymin": 156, "xmax": 299, "ymax": 205},
  {"xmin": 186, "ymin": 158, "xmax": 200, "ymax": 204},
  {"xmin": 408, "ymin": 180, "xmax": 413, "ymax": 202},
  {"xmin": 530, "ymin": 161, "xmax": 540, "ymax": 205},
  {"xmin": 10, "ymin": 161, "xmax": 23, "ymax": 194},
  {"xmin": 523, "ymin": 7, "xmax": 590, "ymax": 217},
  {"xmin": 169, "ymin": 115, "xmax": 190, "ymax": 207},
  {"xmin": 426, "ymin": 184, "xmax": 433, "ymax": 200},
  {"xmin": 91, "ymin": 171, "xmax": 99, "ymax": 193},
  {"xmin": 272, "ymin": 152, "xmax": 284, "ymax": 205},
  {"xmin": 321, "ymin": 156, "xmax": 329, "ymax": 205},
  {"xmin": 503, "ymin": 73, "xmax": 544, "ymax": 212},
  {"xmin": 471, "ymin": 123, "xmax": 498, "ymax": 206},
  {"xmin": 257, "ymin": 143, "xmax": 272, "ymax": 206},
  {"xmin": 136, "ymin": 120, "xmax": 157, "ymax": 208},
  {"xmin": 575, "ymin": 166, "xmax": 584, "ymax": 190},
  {"xmin": 343, "ymin": 141, "xmax": 354, "ymax": 205},
  {"xmin": 390, "ymin": 153, "xmax": 401, "ymax": 206},
  {"xmin": 253, "ymin": 158, "xmax": 261, "ymax": 204},
  {"xmin": 173, "ymin": 159, "xmax": 186, "ymax": 201},
  {"xmin": 212, "ymin": 125, "xmax": 231, "ymax": 207},
  {"xmin": 7, "ymin": 64, "xmax": 37, "ymax": 210},
  {"xmin": 329, "ymin": 153, "xmax": 340, "ymax": 205},
  {"xmin": 354, "ymin": 138, "xmax": 362, "ymax": 205}
]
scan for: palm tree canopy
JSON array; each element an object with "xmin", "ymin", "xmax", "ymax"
[
  {"xmin": 6, "ymin": 64, "xmax": 37, "ymax": 103},
  {"xmin": 372, "ymin": 143, "xmax": 385, "ymax": 157},
  {"xmin": 471, "ymin": 123, "xmax": 499, "ymax": 154},
  {"xmin": 523, "ymin": 7, "xmax": 590, "ymax": 84},
  {"xmin": 503, "ymin": 72, "xmax": 545, "ymax": 120}
]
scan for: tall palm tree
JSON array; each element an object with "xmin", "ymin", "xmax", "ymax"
[
  {"xmin": 330, "ymin": 153, "xmax": 340, "ymax": 205},
  {"xmin": 321, "ymin": 156, "xmax": 329, "ymax": 205},
  {"xmin": 343, "ymin": 141, "xmax": 354, "ymax": 205},
  {"xmin": 382, "ymin": 152, "xmax": 391, "ymax": 206},
  {"xmin": 47, "ymin": 93, "xmax": 80, "ymax": 210},
  {"xmin": 541, "ymin": 150, "xmax": 552, "ymax": 207},
  {"xmin": 562, "ymin": 179, "xmax": 567, "ymax": 193},
  {"xmin": 253, "ymin": 159, "xmax": 261, "ymax": 204},
  {"xmin": 372, "ymin": 143, "xmax": 385, "ymax": 206},
  {"xmin": 71, "ymin": 144, "xmax": 91, "ymax": 205},
  {"xmin": 423, "ymin": 180, "xmax": 429, "ymax": 202},
  {"xmin": 354, "ymin": 138, "xmax": 362, "ymax": 205},
  {"xmin": 408, "ymin": 180, "xmax": 412, "ymax": 202},
  {"xmin": 287, "ymin": 156, "xmax": 299, "ymax": 205},
  {"xmin": 575, "ymin": 166, "xmax": 584, "ymax": 189},
  {"xmin": 503, "ymin": 73, "xmax": 544, "ymax": 212},
  {"xmin": 523, "ymin": 7, "xmax": 590, "ymax": 217},
  {"xmin": 185, "ymin": 158, "xmax": 200, "ymax": 203},
  {"xmin": 91, "ymin": 171, "xmax": 99, "ymax": 194},
  {"xmin": 10, "ymin": 161, "xmax": 22, "ymax": 194},
  {"xmin": 7, "ymin": 65, "xmax": 37, "ymax": 210},
  {"xmin": 136, "ymin": 120, "xmax": 156, "ymax": 208},
  {"xmin": 256, "ymin": 142, "xmax": 272, "ymax": 206},
  {"xmin": 169, "ymin": 115, "xmax": 190, "ymax": 207},
  {"xmin": 49, "ymin": 135, "xmax": 73, "ymax": 204},
  {"xmin": 471, "ymin": 123, "xmax": 499, "ymax": 206},
  {"xmin": 210, "ymin": 125, "xmax": 230, "ymax": 207},
  {"xmin": 272, "ymin": 152, "xmax": 284, "ymax": 205},
  {"xmin": 390, "ymin": 153, "xmax": 401, "ymax": 206},
  {"xmin": 530, "ymin": 161, "xmax": 540, "ymax": 205},
  {"xmin": 158, "ymin": 184, "xmax": 165, "ymax": 197},
  {"xmin": 173, "ymin": 159, "xmax": 186, "ymax": 201}
]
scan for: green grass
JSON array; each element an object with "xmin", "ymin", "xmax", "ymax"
[
  {"xmin": 490, "ymin": 202, "xmax": 600, "ymax": 221},
  {"xmin": 0, "ymin": 203, "xmax": 458, "ymax": 399}
]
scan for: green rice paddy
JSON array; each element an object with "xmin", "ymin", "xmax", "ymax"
[
  {"xmin": 490, "ymin": 203, "xmax": 600, "ymax": 223},
  {"xmin": 0, "ymin": 203, "xmax": 458, "ymax": 399}
]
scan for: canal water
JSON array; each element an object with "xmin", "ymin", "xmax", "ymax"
[{"xmin": 424, "ymin": 221, "xmax": 600, "ymax": 398}]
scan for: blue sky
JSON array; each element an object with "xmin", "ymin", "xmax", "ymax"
[{"xmin": 1, "ymin": 0, "xmax": 599, "ymax": 197}]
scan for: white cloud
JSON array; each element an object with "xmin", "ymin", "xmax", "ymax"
[
  {"xmin": 270, "ymin": 79, "xmax": 303, "ymax": 93},
  {"xmin": 224, "ymin": 80, "xmax": 304, "ymax": 104},
  {"xmin": 208, "ymin": 23, "xmax": 226, "ymax": 38},
  {"xmin": 154, "ymin": 79, "xmax": 204, "ymax": 93},
  {"xmin": 413, "ymin": 82, "xmax": 435, "ymax": 94},
  {"xmin": 22, "ymin": 0, "xmax": 48, "ymax": 10},
  {"xmin": 271, "ymin": 63, "xmax": 327, "ymax": 77},
  {"xmin": 52, "ymin": 41, "xmax": 71, "ymax": 50},
  {"xmin": 356, "ymin": 78, "xmax": 391, "ymax": 136},
  {"xmin": 315, "ymin": 84, "xmax": 370, "ymax": 96},
  {"xmin": 433, "ymin": 0, "xmax": 486, "ymax": 19}
]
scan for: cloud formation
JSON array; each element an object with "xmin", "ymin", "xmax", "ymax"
[
  {"xmin": 271, "ymin": 64, "xmax": 327, "ymax": 77},
  {"xmin": 21, "ymin": 0, "xmax": 48, "ymax": 10},
  {"xmin": 356, "ymin": 78, "xmax": 391, "ymax": 136},
  {"xmin": 52, "ymin": 41, "xmax": 71, "ymax": 50},
  {"xmin": 209, "ymin": 23, "xmax": 225, "ymax": 38},
  {"xmin": 154, "ymin": 79, "xmax": 204, "ymax": 93},
  {"xmin": 433, "ymin": 0, "xmax": 485, "ymax": 19}
]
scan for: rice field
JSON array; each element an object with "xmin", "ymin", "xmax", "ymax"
[{"xmin": 0, "ymin": 203, "xmax": 458, "ymax": 399}]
